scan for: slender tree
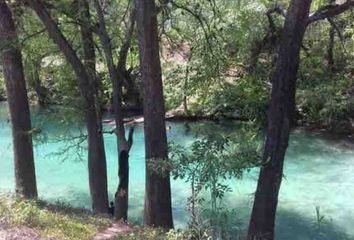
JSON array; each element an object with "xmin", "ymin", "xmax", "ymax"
[
  {"xmin": 248, "ymin": 0, "xmax": 354, "ymax": 239},
  {"xmin": 0, "ymin": 0, "xmax": 37, "ymax": 198},
  {"xmin": 92, "ymin": 0, "xmax": 136, "ymax": 220},
  {"xmin": 247, "ymin": 0, "xmax": 313, "ymax": 239},
  {"xmin": 26, "ymin": 0, "xmax": 108, "ymax": 214},
  {"xmin": 135, "ymin": 0, "xmax": 174, "ymax": 229}
]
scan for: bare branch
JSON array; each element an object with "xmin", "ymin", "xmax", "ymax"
[
  {"xmin": 20, "ymin": 28, "xmax": 46, "ymax": 44},
  {"xmin": 327, "ymin": 18, "xmax": 348, "ymax": 53}
]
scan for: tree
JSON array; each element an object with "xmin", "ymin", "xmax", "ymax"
[
  {"xmin": 135, "ymin": 0, "xmax": 174, "ymax": 229},
  {"xmin": 248, "ymin": 0, "xmax": 354, "ymax": 239},
  {"xmin": 247, "ymin": 0, "xmax": 313, "ymax": 239},
  {"xmin": 92, "ymin": 0, "xmax": 136, "ymax": 221},
  {"xmin": 26, "ymin": 0, "xmax": 108, "ymax": 214},
  {"xmin": 0, "ymin": 0, "xmax": 37, "ymax": 198}
]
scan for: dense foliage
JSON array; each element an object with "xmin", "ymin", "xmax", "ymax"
[
  {"xmin": 1, "ymin": 0, "xmax": 354, "ymax": 239},
  {"xmin": 0, "ymin": 0, "xmax": 352, "ymax": 131}
]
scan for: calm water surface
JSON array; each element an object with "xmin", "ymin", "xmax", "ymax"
[{"xmin": 0, "ymin": 102, "xmax": 353, "ymax": 239}]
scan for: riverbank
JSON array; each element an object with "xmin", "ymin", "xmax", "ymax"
[
  {"xmin": 0, "ymin": 194, "xmax": 189, "ymax": 240},
  {"xmin": 0, "ymin": 194, "xmax": 112, "ymax": 239},
  {"xmin": 1, "ymin": 100, "xmax": 352, "ymax": 135}
]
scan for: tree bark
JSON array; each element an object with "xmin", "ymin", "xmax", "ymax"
[
  {"xmin": 135, "ymin": 0, "xmax": 174, "ymax": 229},
  {"xmin": 0, "ymin": 0, "xmax": 38, "ymax": 198},
  {"xmin": 27, "ymin": 0, "xmax": 108, "ymax": 214},
  {"xmin": 247, "ymin": 1, "xmax": 312, "ymax": 239},
  {"xmin": 78, "ymin": 0, "xmax": 96, "ymax": 90}
]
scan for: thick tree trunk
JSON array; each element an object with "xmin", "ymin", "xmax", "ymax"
[
  {"xmin": 247, "ymin": 1, "xmax": 312, "ymax": 239},
  {"xmin": 135, "ymin": 0, "xmax": 174, "ymax": 229},
  {"xmin": 78, "ymin": 0, "xmax": 97, "ymax": 91},
  {"xmin": 0, "ymin": 0, "xmax": 37, "ymax": 198},
  {"xmin": 27, "ymin": 0, "xmax": 108, "ymax": 214}
]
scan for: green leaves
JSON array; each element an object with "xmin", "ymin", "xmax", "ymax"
[{"xmin": 170, "ymin": 123, "xmax": 261, "ymax": 201}]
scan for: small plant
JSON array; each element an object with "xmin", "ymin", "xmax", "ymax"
[
  {"xmin": 170, "ymin": 123, "xmax": 261, "ymax": 239},
  {"xmin": 315, "ymin": 206, "xmax": 325, "ymax": 227}
]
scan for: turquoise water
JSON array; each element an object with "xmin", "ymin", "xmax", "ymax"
[{"xmin": 0, "ymin": 101, "xmax": 354, "ymax": 239}]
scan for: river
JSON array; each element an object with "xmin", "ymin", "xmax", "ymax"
[{"xmin": 0, "ymin": 102, "xmax": 353, "ymax": 239}]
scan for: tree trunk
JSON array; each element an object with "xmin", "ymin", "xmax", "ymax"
[
  {"xmin": 135, "ymin": 0, "xmax": 174, "ymax": 229},
  {"xmin": 247, "ymin": 1, "xmax": 312, "ymax": 239},
  {"xmin": 93, "ymin": 0, "xmax": 137, "ymax": 221},
  {"xmin": 327, "ymin": 24, "xmax": 335, "ymax": 71},
  {"xmin": 78, "ymin": 0, "xmax": 97, "ymax": 92},
  {"xmin": 27, "ymin": 0, "xmax": 108, "ymax": 214},
  {"xmin": 117, "ymin": 10, "xmax": 142, "ymax": 112},
  {"xmin": 28, "ymin": 59, "xmax": 49, "ymax": 105},
  {"xmin": 326, "ymin": 0, "xmax": 336, "ymax": 72},
  {"xmin": 0, "ymin": 0, "xmax": 38, "ymax": 198}
]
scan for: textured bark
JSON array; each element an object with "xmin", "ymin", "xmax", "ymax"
[
  {"xmin": 27, "ymin": 0, "xmax": 108, "ymax": 214},
  {"xmin": 78, "ymin": 0, "xmax": 96, "ymax": 87},
  {"xmin": 0, "ymin": 0, "xmax": 37, "ymax": 198},
  {"xmin": 115, "ymin": 127, "xmax": 134, "ymax": 221},
  {"xmin": 247, "ymin": 1, "xmax": 312, "ymax": 239},
  {"xmin": 135, "ymin": 0, "xmax": 173, "ymax": 229}
]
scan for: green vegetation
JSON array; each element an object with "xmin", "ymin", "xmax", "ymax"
[
  {"xmin": 116, "ymin": 228, "xmax": 190, "ymax": 240},
  {"xmin": 170, "ymin": 126, "xmax": 261, "ymax": 239},
  {"xmin": 1, "ymin": 0, "xmax": 354, "ymax": 239},
  {"xmin": 2, "ymin": 0, "xmax": 352, "ymax": 130},
  {"xmin": 0, "ymin": 195, "xmax": 110, "ymax": 240}
]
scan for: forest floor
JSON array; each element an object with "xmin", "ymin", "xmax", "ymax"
[
  {"xmin": 93, "ymin": 222, "xmax": 133, "ymax": 240},
  {"xmin": 0, "ymin": 194, "xmax": 175, "ymax": 240},
  {"xmin": 0, "ymin": 194, "xmax": 131, "ymax": 240}
]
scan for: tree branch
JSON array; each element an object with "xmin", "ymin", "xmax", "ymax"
[
  {"xmin": 327, "ymin": 18, "xmax": 348, "ymax": 53},
  {"xmin": 308, "ymin": 0, "xmax": 354, "ymax": 24},
  {"xmin": 127, "ymin": 126, "xmax": 135, "ymax": 151}
]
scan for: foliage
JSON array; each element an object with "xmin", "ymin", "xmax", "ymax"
[
  {"xmin": 116, "ymin": 228, "xmax": 196, "ymax": 240},
  {"xmin": 170, "ymin": 123, "xmax": 261, "ymax": 239},
  {"xmin": 162, "ymin": 0, "xmax": 269, "ymax": 114},
  {"xmin": 199, "ymin": 76, "xmax": 270, "ymax": 121},
  {"xmin": 297, "ymin": 50, "xmax": 354, "ymax": 133},
  {"xmin": 0, "ymin": 0, "xmax": 351, "ymax": 131}
]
